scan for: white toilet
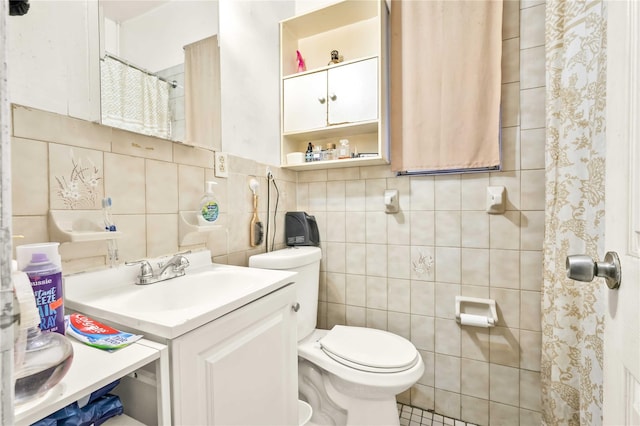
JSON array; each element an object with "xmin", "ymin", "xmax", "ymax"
[{"xmin": 249, "ymin": 246, "xmax": 424, "ymax": 426}]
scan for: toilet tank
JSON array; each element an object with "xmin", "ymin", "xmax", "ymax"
[{"xmin": 249, "ymin": 247, "xmax": 321, "ymax": 341}]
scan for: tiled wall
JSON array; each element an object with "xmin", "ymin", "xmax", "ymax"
[
  {"xmin": 11, "ymin": 105, "xmax": 297, "ymax": 274},
  {"xmin": 298, "ymin": 1, "xmax": 545, "ymax": 425},
  {"xmin": 10, "ymin": 1, "xmax": 543, "ymax": 424}
]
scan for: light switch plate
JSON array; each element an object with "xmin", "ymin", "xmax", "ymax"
[{"xmin": 214, "ymin": 152, "xmax": 229, "ymax": 178}]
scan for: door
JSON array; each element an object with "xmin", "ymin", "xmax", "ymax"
[
  {"xmin": 602, "ymin": 2, "xmax": 640, "ymax": 423},
  {"xmin": 327, "ymin": 57, "xmax": 378, "ymax": 125},
  {"xmin": 283, "ymin": 70, "xmax": 327, "ymax": 132}
]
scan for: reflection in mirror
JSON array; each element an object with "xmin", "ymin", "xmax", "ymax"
[{"xmin": 99, "ymin": 0, "xmax": 219, "ymax": 145}]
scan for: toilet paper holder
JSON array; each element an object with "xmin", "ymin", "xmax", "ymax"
[{"xmin": 455, "ymin": 296, "xmax": 498, "ymax": 327}]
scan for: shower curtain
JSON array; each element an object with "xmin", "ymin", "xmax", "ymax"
[
  {"xmin": 101, "ymin": 56, "xmax": 171, "ymax": 139},
  {"xmin": 543, "ymin": 1, "xmax": 607, "ymax": 425}
]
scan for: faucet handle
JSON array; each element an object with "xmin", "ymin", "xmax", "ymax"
[
  {"xmin": 173, "ymin": 255, "xmax": 190, "ymax": 271},
  {"xmin": 125, "ymin": 259, "xmax": 154, "ymax": 279}
]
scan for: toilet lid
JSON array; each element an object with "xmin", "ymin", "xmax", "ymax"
[{"xmin": 319, "ymin": 326, "xmax": 419, "ymax": 373}]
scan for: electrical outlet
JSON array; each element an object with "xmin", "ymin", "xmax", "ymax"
[
  {"xmin": 215, "ymin": 152, "xmax": 229, "ymax": 178},
  {"xmin": 266, "ymin": 166, "xmax": 272, "ymax": 179}
]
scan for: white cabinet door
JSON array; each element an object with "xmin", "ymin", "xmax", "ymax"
[
  {"xmin": 283, "ymin": 71, "xmax": 327, "ymax": 132},
  {"xmin": 328, "ymin": 57, "xmax": 378, "ymax": 126},
  {"xmin": 283, "ymin": 58, "xmax": 379, "ymax": 133},
  {"xmin": 171, "ymin": 284, "xmax": 298, "ymax": 426}
]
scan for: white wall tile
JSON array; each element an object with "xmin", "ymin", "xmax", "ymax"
[
  {"xmin": 388, "ymin": 245, "xmax": 411, "ymax": 279},
  {"xmin": 411, "ymin": 280, "xmax": 435, "ymax": 316},
  {"xmin": 435, "ymin": 318, "xmax": 461, "ymax": 356},
  {"xmin": 326, "ymin": 180, "xmax": 346, "ymax": 211},
  {"xmin": 434, "ymin": 176, "xmax": 461, "ymax": 211},
  {"xmin": 435, "ymin": 354, "xmax": 461, "ymax": 393},
  {"xmin": 410, "ymin": 177, "xmax": 435, "ymax": 210},
  {"xmin": 490, "ymin": 364, "xmax": 520, "ymax": 406},
  {"xmin": 461, "ymin": 248, "xmax": 490, "ymax": 286},
  {"xmin": 326, "ymin": 272, "xmax": 346, "ymax": 304},
  {"xmin": 461, "ymin": 358, "xmax": 489, "ymax": 399},
  {"xmin": 461, "ymin": 211, "xmax": 489, "ymax": 249},
  {"xmin": 435, "ymin": 247, "xmax": 461, "ymax": 284},
  {"xmin": 490, "ymin": 249, "xmax": 521, "ymax": 289},
  {"xmin": 388, "ymin": 278, "xmax": 411, "ymax": 313},
  {"xmin": 365, "ymin": 178, "xmax": 386, "ymax": 211},
  {"xmin": 104, "ymin": 152, "xmax": 145, "ymax": 214},
  {"xmin": 346, "ymin": 274, "xmax": 366, "ymax": 307},
  {"xmin": 410, "ymin": 211, "xmax": 435, "ymax": 246},
  {"xmin": 521, "ymin": 128, "xmax": 546, "ymax": 170},
  {"xmin": 326, "ymin": 211, "xmax": 346, "ymax": 242},
  {"xmin": 435, "ymin": 211, "xmax": 461, "ymax": 247},
  {"xmin": 366, "ymin": 243, "xmax": 387, "ymax": 277},
  {"xmin": 435, "ymin": 282, "xmax": 460, "ymax": 320},
  {"xmin": 411, "ymin": 314, "xmax": 435, "ymax": 351},
  {"xmin": 461, "ymin": 173, "xmax": 490, "ymax": 211},
  {"xmin": 521, "ymin": 45, "xmax": 545, "ymax": 89},
  {"xmin": 345, "ymin": 243, "xmax": 366, "ymax": 275},
  {"xmin": 345, "ymin": 211, "xmax": 366, "ymax": 243},
  {"xmin": 520, "ymin": 4, "xmax": 545, "ymax": 49},
  {"xmin": 387, "ymin": 213, "xmax": 411, "ymax": 245},
  {"xmin": 345, "ymin": 180, "xmax": 366, "ymax": 211},
  {"xmin": 12, "ymin": 138, "xmax": 49, "ymax": 215},
  {"xmin": 145, "ymin": 160, "xmax": 178, "ymax": 214}
]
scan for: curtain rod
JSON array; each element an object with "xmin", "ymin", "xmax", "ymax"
[{"xmin": 102, "ymin": 53, "xmax": 179, "ymax": 89}]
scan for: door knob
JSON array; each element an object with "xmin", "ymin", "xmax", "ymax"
[{"xmin": 565, "ymin": 251, "xmax": 621, "ymax": 289}]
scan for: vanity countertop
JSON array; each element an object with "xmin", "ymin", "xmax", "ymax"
[{"xmin": 64, "ymin": 250, "xmax": 297, "ymax": 340}]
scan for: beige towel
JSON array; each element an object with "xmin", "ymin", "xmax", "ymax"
[
  {"xmin": 391, "ymin": 0, "xmax": 503, "ymax": 173},
  {"xmin": 185, "ymin": 35, "xmax": 221, "ymax": 150}
]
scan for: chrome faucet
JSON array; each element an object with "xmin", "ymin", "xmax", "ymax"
[
  {"xmin": 158, "ymin": 254, "xmax": 190, "ymax": 278},
  {"xmin": 126, "ymin": 252, "xmax": 190, "ymax": 285}
]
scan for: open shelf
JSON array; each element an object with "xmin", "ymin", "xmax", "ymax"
[{"xmin": 49, "ymin": 210, "xmax": 123, "ymax": 243}]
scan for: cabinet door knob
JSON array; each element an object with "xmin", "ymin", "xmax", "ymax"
[
  {"xmin": 329, "ymin": 93, "xmax": 337, "ymax": 101},
  {"xmin": 317, "ymin": 97, "xmax": 326, "ymax": 104},
  {"xmin": 292, "ymin": 302, "xmax": 301, "ymax": 312}
]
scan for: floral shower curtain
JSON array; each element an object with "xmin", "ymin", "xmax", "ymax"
[
  {"xmin": 543, "ymin": 1, "xmax": 607, "ymax": 425},
  {"xmin": 100, "ymin": 56, "xmax": 171, "ymax": 139}
]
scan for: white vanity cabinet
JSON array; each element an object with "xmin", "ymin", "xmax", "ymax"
[
  {"xmin": 171, "ymin": 283, "xmax": 298, "ymax": 425},
  {"xmin": 63, "ymin": 252, "xmax": 299, "ymax": 425},
  {"xmin": 280, "ymin": 0, "xmax": 389, "ymax": 170},
  {"xmin": 283, "ymin": 57, "xmax": 378, "ymax": 133}
]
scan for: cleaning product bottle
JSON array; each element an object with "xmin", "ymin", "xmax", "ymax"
[
  {"xmin": 198, "ymin": 181, "xmax": 220, "ymax": 225},
  {"xmin": 22, "ymin": 252, "xmax": 64, "ymax": 335}
]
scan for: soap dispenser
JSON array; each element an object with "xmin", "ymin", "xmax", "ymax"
[{"xmin": 198, "ymin": 181, "xmax": 220, "ymax": 225}]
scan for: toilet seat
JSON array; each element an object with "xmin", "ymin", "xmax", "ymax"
[{"xmin": 319, "ymin": 326, "xmax": 419, "ymax": 373}]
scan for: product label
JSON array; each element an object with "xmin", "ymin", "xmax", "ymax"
[
  {"xmin": 201, "ymin": 201, "xmax": 219, "ymax": 222},
  {"xmin": 29, "ymin": 271, "xmax": 64, "ymax": 335}
]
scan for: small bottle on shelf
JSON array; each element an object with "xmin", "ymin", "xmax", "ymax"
[
  {"xmin": 338, "ymin": 139, "xmax": 350, "ymax": 159},
  {"xmin": 305, "ymin": 143, "xmax": 313, "ymax": 162}
]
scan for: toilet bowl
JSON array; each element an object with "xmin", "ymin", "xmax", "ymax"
[{"xmin": 249, "ymin": 246, "xmax": 424, "ymax": 426}]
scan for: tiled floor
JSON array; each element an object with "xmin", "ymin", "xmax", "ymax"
[{"xmin": 397, "ymin": 403, "xmax": 477, "ymax": 426}]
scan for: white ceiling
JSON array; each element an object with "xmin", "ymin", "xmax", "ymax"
[{"xmin": 101, "ymin": 0, "xmax": 169, "ymax": 23}]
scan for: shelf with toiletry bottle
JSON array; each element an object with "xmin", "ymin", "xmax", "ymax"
[
  {"xmin": 279, "ymin": 0, "xmax": 389, "ymax": 171},
  {"xmin": 178, "ymin": 181, "xmax": 223, "ymax": 245}
]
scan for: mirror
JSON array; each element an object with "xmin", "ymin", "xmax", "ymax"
[{"xmin": 98, "ymin": 0, "xmax": 219, "ymax": 146}]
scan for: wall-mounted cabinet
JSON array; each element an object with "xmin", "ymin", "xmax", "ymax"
[{"xmin": 279, "ymin": 0, "xmax": 389, "ymax": 170}]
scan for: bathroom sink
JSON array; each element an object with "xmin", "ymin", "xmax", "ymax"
[{"xmin": 64, "ymin": 251, "xmax": 297, "ymax": 339}]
